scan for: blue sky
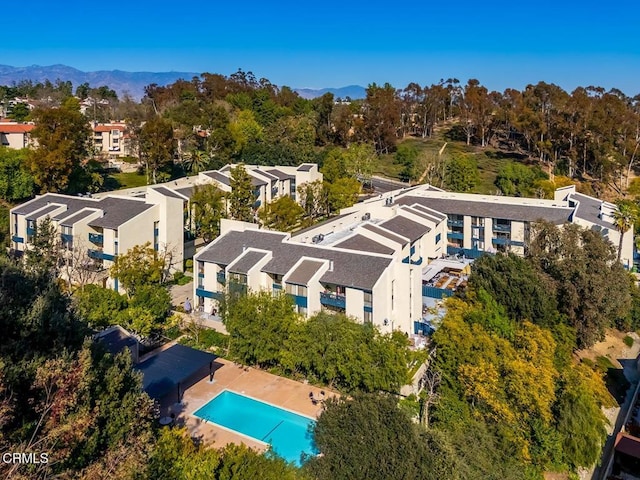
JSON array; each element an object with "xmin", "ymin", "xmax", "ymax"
[{"xmin": 4, "ymin": 0, "xmax": 639, "ymax": 94}]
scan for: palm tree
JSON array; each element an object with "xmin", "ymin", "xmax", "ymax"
[{"xmin": 613, "ymin": 201, "xmax": 638, "ymax": 264}]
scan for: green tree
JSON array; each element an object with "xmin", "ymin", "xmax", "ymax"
[
  {"xmin": 110, "ymin": 242, "xmax": 166, "ymax": 298},
  {"xmin": 191, "ymin": 183, "xmax": 226, "ymax": 242},
  {"xmin": 8, "ymin": 102, "xmax": 29, "ymax": 122},
  {"xmin": 225, "ymin": 291, "xmax": 299, "ymax": 367},
  {"xmin": 283, "ymin": 312, "xmax": 409, "ymax": 392},
  {"xmin": 139, "ymin": 116, "xmax": 176, "ymax": 184},
  {"xmin": 27, "ymin": 97, "xmax": 91, "ymax": 193},
  {"xmin": 495, "ymin": 161, "xmax": 548, "ymax": 197},
  {"xmin": 326, "ymin": 177, "xmax": 361, "ymax": 213},
  {"xmin": 297, "ymin": 180, "xmax": 328, "ymax": 221},
  {"xmin": 613, "ymin": 200, "xmax": 638, "ymax": 263},
  {"xmin": 395, "ymin": 143, "xmax": 420, "ymax": 182},
  {"xmin": 23, "ymin": 216, "xmax": 59, "ymax": 278},
  {"xmin": 258, "ymin": 195, "xmax": 304, "ymax": 231},
  {"xmin": 320, "ymin": 149, "xmax": 349, "ymax": 183},
  {"xmin": 73, "ymin": 284, "xmax": 129, "ymax": 329},
  {"xmin": 445, "ymin": 153, "xmax": 479, "ymax": 192},
  {"xmin": 228, "ymin": 164, "xmax": 255, "ymax": 222},
  {"xmin": 306, "ymin": 394, "xmax": 432, "ymax": 480},
  {"xmin": 529, "ymin": 221, "xmax": 632, "ymax": 347}
]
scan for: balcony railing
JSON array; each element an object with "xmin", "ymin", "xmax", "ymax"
[
  {"xmin": 61, "ymin": 233, "xmax": 73, "ymax": 243},
  {"xmin": 195, "ymin": 288, "xmax": 223, "ymax": 300},
  {"xmin": 216, "ymin": 271, "xmax": 226, "ymax": 284},
  {"xmin": 447, "ymin": 219, "xmax": 464, "ymax": 227},
  {"xmin": 26, "ymin": 227, "xmax": 35, "ymax": 236},
  {"xmin": 287, "ymin": 294, "xmax": 308, "ymax": 308},
  {"xmin": 229, "ymin": 282, "xmax": 247, "ymax": 296},
  {"xmin": 88, "ymin": 233, "xmax": 103, "ymax": 245},
  {"xmin": 87, "ymin": 249, "xmax": 115, "ymax": 261},
  {"xmin": 320, "ymin": 292, "xmax": 346, "ymax": 309},
  {"xmin": 447, "ymin": 246, "xmax": 488, "ymax": 259},
  {"xmin": 447, "ymin": 232, "xmax": 464, "ymax": 240},
  {"xmin": 11, "ymin": 235, "xmax": 24, "ymax": 244},
  {"xmin": 492, "ymin": 223, "xmax": 511, "ymax": 232},
  {"xmin": 491, "ymin": 237, "xmax": 510, "ymax": 245},
  {"xmin": 273, "ymin": 283, "xmax": 283, "ymax": 290}
]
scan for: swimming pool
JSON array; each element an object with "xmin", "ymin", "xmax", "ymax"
[{"xmin": 193, "ymin": 390, "xmax": 318, "ymax": 465}]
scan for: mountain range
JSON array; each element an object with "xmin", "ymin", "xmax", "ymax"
[{"xmin": 0, "ymin": 64, "xmax": 365, "ymax": 101}]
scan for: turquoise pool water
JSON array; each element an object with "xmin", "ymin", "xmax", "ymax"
[{"xmin": 193, "ymin": 390, "xmax": 318, "ymax": 465}]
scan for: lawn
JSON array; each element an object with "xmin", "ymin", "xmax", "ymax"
[{"xmin": 102, "ymin": 171, "xmax": 148, "ymax": 191}]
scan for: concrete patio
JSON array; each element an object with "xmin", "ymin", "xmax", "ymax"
[{"xmin": 160, "ymin": 358, "xmax": 336, "ymax": 452}]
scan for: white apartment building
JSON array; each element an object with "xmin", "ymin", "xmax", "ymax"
[
  {"xmin": 92, "ymin": 123, "xmax": 130, "ymax": 158},
  {"xmin": 194, "ymin": 183, "xmax": 634, "ymax": 336},
  {"xmin": 10, "ymin": 187, "xmax": 185, "ymax": 292}
]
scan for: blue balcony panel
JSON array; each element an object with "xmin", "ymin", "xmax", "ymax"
[
  {"xmin": 26, "ymin": 227, "xmax": 35, "ymax": 236},
  {"xmin": 11, "ymin": 235, "xmax": 24, "ymax": 243},
  {"xmin": 422, "ymin": 285, "xmax": 454, "ymax": 299},
  {"xmin": 288, "ymin": 294, "xmax": 308, "ymax": 308},
  {"xmin": 216, "ymin": 271, "xmax": 226, "ymax": 284},
  {"xmin": 272, "ymin": 283, "xmax": 283, "ymax": 290},
  {"xmin": 446, "ymin": 246, "xmax": 488, "ymax": 259},
  {"xmin": 364, "ymin": 305, "xmax": 373, "ymax": 313},
  {"xmin": 492, "ymin": 223, "xmax": 511, "ymax": 232},
  {"xmin": 195, "ymin": 288, "xmax": 223, "ymax": 300},
  {"xmin": 320, "ymin": 292, "xmax": 346, "ymax": 309},
  {"xmin": 87, "ymin": 249, "xmax": 115, "ymax": 261},
  {"xmin": 88, "ymin": 233, "xmax": 104, "ymax": 244},
  {"xmin": 61, "ymin": 233, "xmax": 73, "ymax": 242},
  {"xmin": 447, "ymin": 219, "xmax": 464, "ymax": 227},
  {"xmin": 492, "ymin": 237, "xmax": 510, "ymax": 245},
  {"xmin": 447, "ymin": 232, "xmax": 464, "ymax": 240}
]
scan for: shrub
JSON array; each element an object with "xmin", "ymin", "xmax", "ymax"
[
  {"xmin": 595, "ymin": 355, "xmax": 615, "ymax": 373},
  {"xmin": 624, "ymin": 335, "xmax": 634, "ymax": 347}
]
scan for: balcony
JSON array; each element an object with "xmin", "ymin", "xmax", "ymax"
[
  {"xmin": 26, "ymin": 227, "xmax": 35, "ymax": 236},
  {"xmin": 492, "ymin": 223, "xmax": 511, "ymax": 233},
  {"xmin": 492, "ymin": 237, "xmax": 510, "ymax": 245},
  {"xmin": 216, "ymin": 271, "xmax": 226, "ymax": 284},
  {"xmin": 447, "ymin": 232, "xmax": 464, "ymax": 240},
  {"xmin": 320, "ymin": 292, "xmax": 346, "ymax": 309},
  {"xmin": 273, "ymin": 283, "xmax": 283, "ymax": 291},
  {"xmin": 61, "ymin": 233, "xmax": 73, "ymax": 243},
  {"xmin": 229, "ymin": 282, "xmax": 247, "ymax": 296},
  {"xmin": 288, "ymin": 294, "xmax": 308, "ymax": 308},
  {"xmin": 447, "ymin": 218, "xmax": 464, "ymax": 227},
  {"xmin": 447, "ymin": 246, "xmax": 487, "ymax": 259},
  {"xmin": 88, "ymin": 233, "xmax": 103, "ymax": 245},
  {"xmin": 87, "ymin": 249, "xmax": 115, "ymax": 261},
  {"xmin": 195, "ymin": 288, "xmax": 223, "ymax": 300},
  {"xmin": 11, "ymin": 235, "xmax": 24, "ymax": 243}
]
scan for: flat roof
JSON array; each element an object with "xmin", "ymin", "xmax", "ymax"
[
  {"xmin": 135, "ymin": 344, "xmax": 216, "ymax": 400},
  {"xmin": 297, "ymin": 164, "xmax": 315, "ymax": 172},
  {"xmin": 570, "ymin": 192, "xmax": 616, "ymax": 230},
  {"xmin": 151, "ymin": 186, "xmax": 187, "ymax": 200}
]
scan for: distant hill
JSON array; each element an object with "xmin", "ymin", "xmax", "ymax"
[
  {"xmin": 0, "ymin": 64, "xmax": 200, "ymax": 100},
  {"xmin": 0, "ymin": 64, "xmax": 366, "ymax": 102},
  {"xmin": 294, "ymin": 85, "xmax": 366, "ymax": 100}
]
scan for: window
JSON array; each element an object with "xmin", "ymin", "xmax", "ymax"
[
  {"xmin": 435, "ymin": 233, "xmax": 441, "ymax": 244},
  {"xmin": 364, "ymin": 291, "xmax": 372, "ymax": 307},
  {"xmin": 364, "ymin": 311, "xmax": 372, "ymax": 323}
]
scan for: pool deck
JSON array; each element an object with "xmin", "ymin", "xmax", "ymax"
[{"xmin": 160, "ymin": 358, "xmax": 337, "ymax": 452}]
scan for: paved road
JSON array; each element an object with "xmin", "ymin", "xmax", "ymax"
[{"xmin": 366, "ymin": 176, "xmax": 411, "ymax": 194}]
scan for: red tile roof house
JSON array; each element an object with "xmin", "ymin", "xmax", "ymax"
[{"xmin": 0, "ymin": 123, "xmax": 35, "ymax": 149}]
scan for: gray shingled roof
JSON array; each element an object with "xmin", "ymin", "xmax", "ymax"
[
  {"xmin": 228, "ymin": 250, "xmax": 269, "ymax": 274},
  {"xmin": 249, "ymin": 174, "xmax": 268, "ymax": 187},
  {"xmin": 570, "ymin": 193, "xmax": 615, "ymax": 230},
  {"xmin": 395, "ymin": 196, "xmax": 573, "ymax": 224},
  {"xmin": 27, "ymin": 204, "xmax": 61, "ymax": 219},
  {"xmin": 197, "ymin": 230, "xmax": 392, "ymax": 290},
  {"xmin": 202, "ymin": 171, "xmax": 231, "ymax": 186},
  {"xmin": 297, "ymin": 164, "xmax": 314, "ymax": 172},
  {"xmin": 334, "ymin": 234, "xmax": 396, "ymax": 255},
  {"xmin": 152, "ymin": 186, "xmax": 187, "ymax": 200},
  {"xmin": 174, "ymin": 186, "xmax": 195, "ymax": 199},
  {"xmin": 14, "ymin": 194, "xmax": 155, "ymax": 229},
  {"xmin": 406, "ymin": 204, "xmax": 447, "ymax": 222},
  {"xmin": 400, "ymin": 205, "xmax": 443, "ymax": 224},
  {"xmin": 361, "ymin": 223, "xmax": 409, "ymax": 246},
  {"xmin": 59, "ymin": 208, "xmax": 99, "ymax": 227},
  {"xmin": 286, "ymin": 260, "xmax": 324, "ymax": 285},
  {"xmin": 88, "ymin": 197, "xmax": 154, "ymax": 229},
  {"xmin": 266, "ymin": 169, "xmax": 294, "ymax": 180},
  {"xmin": 253, "ymin": 169, "xmax": 279, "ymax": 181},
  {"xmin": 379, "ymin": 216, "xmax": 431, "ymax": 243}
]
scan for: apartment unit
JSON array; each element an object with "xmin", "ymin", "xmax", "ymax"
[
  {"xmin": 0, "ymin": 122, "xmax": 35, "ymax": 149},
  {"xmin": 194, "ymin": 182, "xmax": 634, "ymax": 336},
  {"xmin": 10, "ymin": 187, "xmax": 185, "ymax": 291},
  {"xmin": 194, "ymin": 219, "xmax": 427, "ymax": 335},
  {"xmin": 92, "ymin": 122, "xmax": 129, "ymax": 158},
  {"xmin": 198, "ymin": 163, "xmax": 321, "ymax": 207}
]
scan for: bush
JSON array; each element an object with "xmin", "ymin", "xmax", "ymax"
[
  {"xmin": 185, "ymin": 259, "xmax": 193, "ymax": 272},
  {"xmin": 595, "ymin": 355, "xmax": 615, "ymax": 373},
  {"xmin": 624, "ymin": 335, "xmax": 634, "ymax": 347}
]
